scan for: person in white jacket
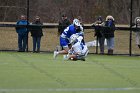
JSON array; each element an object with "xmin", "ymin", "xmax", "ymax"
[{"xmin": 134, "ymin": 17, "xmax": 140, "ymax": 49}]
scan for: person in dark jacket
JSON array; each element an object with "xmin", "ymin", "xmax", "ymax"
[
  {"xmin": 58, "ymin": 14, "xmax": 71, "ymax": 36},
  {"xmin": 30, "ymin": 16, "xmax": 43, "ymax": 53},
  {"xmin": 104, "ymin": 15, "xmax": 115, "ymax": 55},
  {"xmin": 92, "ymin": 16, "xmax": 105, "ymax": 54},
  {"xmin": 77, "ymin": 16, "xmax": 84, "ymax": 26},
  {"xmin": 77, "ymin": 16, "xmax": 85, "ymax": 45},
  {"xmin": 16, "ymin": 15, "xmax": 29, "ymax": 52}
]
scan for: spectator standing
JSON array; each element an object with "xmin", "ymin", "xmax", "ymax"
[
  {"xmin": 58, "ymin": 14, "xmax": 71, "ymax": 36},
  {"xmin": 30, "ymin": 16, "xmax": 43, "ymax": 53},
  {"xmin": 77, "ymin": 16, "xmax": 85, "ymax": 45},
  {"xmin": 92, "ymin": 16, "xmax": 105, "ymax": 54},
  {"xmin": 16, "ymin": 15, "xmax": 29, "ymax": 52},
  {"xmin": 77, "ymin": 16, "xmax": 84, "ymax": 26},
  {"xmin": 134, "ymin": 17, "xmax": 140, "ymax": 49},
  {"xmin": 103, "ymin": 15, "xmax": 115, "ymax": 55}
]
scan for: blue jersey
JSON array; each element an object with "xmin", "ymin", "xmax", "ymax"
[
  {"xmin": 60, "ymin": 24, "xmax": 83, "ymax": 39},
  {"xmin": 60, "ymin": 24, "xmax": 83, "ymax": 47}
]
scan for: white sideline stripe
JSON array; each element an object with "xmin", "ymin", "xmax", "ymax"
[
  {"xmin": 104, "ymin": 65, "xmax": 140, "ymax": 68},
  {"xmin": 0, "ymin": 88, "xmax": 140, "ymax": 92},
  {"xmin": 48, "ymin": 88, "xmax": 140, "ymax": 91}
]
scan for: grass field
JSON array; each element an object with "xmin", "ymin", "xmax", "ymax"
[{"xmin": 0, "ymin": 52, "xmax": 140, "ymax": 93}]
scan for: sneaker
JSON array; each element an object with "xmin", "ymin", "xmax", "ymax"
[{"xmin": 53, "ymin": 51, "xmax": 58, "ymax": 59}]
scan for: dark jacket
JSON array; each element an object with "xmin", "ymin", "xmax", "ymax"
[
  {"xmin": 103, "ymin": 20, "xmax": 115, "ymax": 38},
  {"xmin": 92, "ymin": 22, "xmax": 104, "ymax": 38},
  {"xmin": 30, "ymin": 21, "xmax": 43, "ymax": 37},
  {"xmin": 58, "ymin": 19, "xmax": 71, "ymax": 35}
]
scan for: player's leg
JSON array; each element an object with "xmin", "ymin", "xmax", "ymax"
[
  {"xmin": 75, "ymin": 47, "xmax": 89, "ymax": 61},
  {"xmin": 53, "ymin": 37, "xmax": 70, "ymax": 59},
  {"xmin": 71, "ymin": 54, "xmax": 85, "ymax": 61}
]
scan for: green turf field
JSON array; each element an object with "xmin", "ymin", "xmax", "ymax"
[{"xmin": 0, "ymin": 52, "xmax": 140, "ymax": 93}]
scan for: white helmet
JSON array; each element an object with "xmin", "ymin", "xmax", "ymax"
[
  {"xmin": 134, "ymin": 17, "xmax": 140, "ymax": 26},
  {"xmin": 73, "ymin": 19, "xmax": 80, "ymax": 26},
  {"xmin": 70, "ymin": 34, "xmax": 79, "ymax": 43}
]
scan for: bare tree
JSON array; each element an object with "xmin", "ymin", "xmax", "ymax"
[{"xmin": 0, "ymin": 0, "xmax": 139, "ymax": 24}]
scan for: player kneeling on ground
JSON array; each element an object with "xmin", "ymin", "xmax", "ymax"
[{"xmin": 63, "ymin": 34, "xmax": 89, "ymax": 61}]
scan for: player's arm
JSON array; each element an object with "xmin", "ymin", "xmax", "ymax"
[{"xmin": 60, "ymin": 26, "xmax": 69, "ymax": 38}]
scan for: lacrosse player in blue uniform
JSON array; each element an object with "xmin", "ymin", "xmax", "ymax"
[{"xmin": 53, "ymin": 19, "xmax": 84, "ymax": 59}]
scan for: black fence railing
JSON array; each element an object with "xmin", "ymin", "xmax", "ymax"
[
  {"xmin": 0, "ymin": 23, "xmax": 140, "ymax": 56},
  {"xmin": 0, "ymin": 24, "xmax": 140, "ymax": 31}
]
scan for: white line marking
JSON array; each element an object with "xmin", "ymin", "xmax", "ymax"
[
  {"xmin": 48, "ymin": 88, "xmax": 140, "ymax": 91},
  {"xmin": 105, "ymin": 65, "xmax": 140, "ymax": 68},
  {"xmin": 0, "ymin": 87, "xmax": 140, "ymax": 92}
]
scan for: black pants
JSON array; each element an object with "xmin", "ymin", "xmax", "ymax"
[{"xmin": 98, "ymin": 36, "xmax": 105, "ymax": 54}]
